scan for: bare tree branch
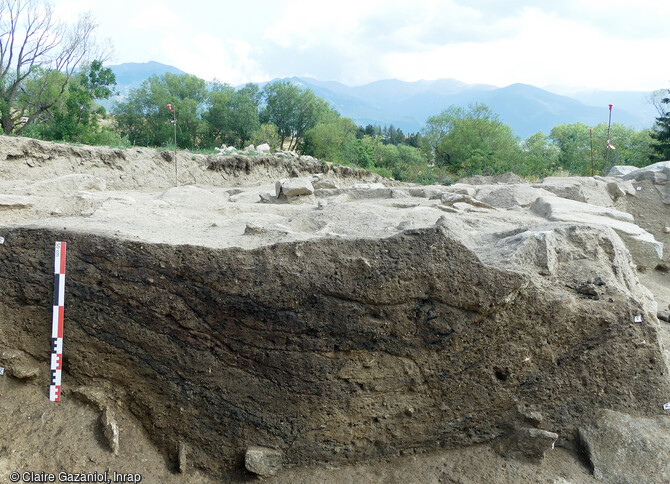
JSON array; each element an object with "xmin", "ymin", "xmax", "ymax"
[
  {"xmin": 0, "ymin": 0, "xmax": 107, "ymax": 134},
  {"xmin": 649, "ymin": 89, "xmax": 670, "ymax": 117}
]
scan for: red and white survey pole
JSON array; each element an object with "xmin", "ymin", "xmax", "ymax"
[
  {"xmin": 605, "ymin": 104, "xmax": 614, "ymax": 168},
  {"xmin": 168, "ymin": 103, "xmax": 177, "ymax": 186},
  {"xmin": 50, "ymin": 242, "xmax": 66, "ymax": 402}
]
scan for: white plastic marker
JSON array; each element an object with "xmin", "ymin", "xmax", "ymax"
[
  {"xmin": 664, "ymin": 402, "xmax": 670, "ymax": 411},
  {"xmin": 50, "ymin": 242, "xmax": 66, "ymax": 402}
]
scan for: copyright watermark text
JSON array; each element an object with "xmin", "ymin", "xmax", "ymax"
[{"xmin": 9, "ymin": 471, "xmax": 142, "ymax": 483}]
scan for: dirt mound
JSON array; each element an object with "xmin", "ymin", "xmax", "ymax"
[{"xmin": 0, "ymin": 136, "xmax": 385, "ymax": 191}]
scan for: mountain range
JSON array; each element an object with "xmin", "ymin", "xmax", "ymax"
[{"xmin": 108, "ymin": 61, "xmax": 658, "ymax": 139}]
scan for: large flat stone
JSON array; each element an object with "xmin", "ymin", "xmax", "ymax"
[
  {"xmin": 475, "ymin": 184, "xmax": 556, "ymax": 209},
  {"xmin": 533, "ymin": 177, "xmax": 615, "ymax": 207},
  {"xmin": 531, "ymin": 196, "xmax": 663, "ymax": 267},
  {"xmin": 531, "ymin": 196, "xmax": 634, "ymax": 224},
  {"xmin": 276, "ymin": 178, "xmax": 314, "ymax": 198}
]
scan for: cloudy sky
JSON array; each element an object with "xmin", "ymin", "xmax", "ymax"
[{"xmin": 52, "ymin": 0, "xmax": 669, "ymax": 91}]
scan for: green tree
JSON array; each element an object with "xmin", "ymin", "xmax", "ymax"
[
  {"xmin": 262, "ymin": 81, "xmax": 299, "ymax": 148},
  {"xmin": 204, "ymin": 82, "xmax": 235, "ymax": 143},
  {"xmin": 229, "ymin": 84, "xmax": 261, "ymax": 147},
  {"xmin": 303, "ymin": 115, "xmax": 358, "ymax": 162},
  {"xmin": 252, "ymin": 123, "xmax": 280, "ymax": 151},
  {"xmin": 551, "ymin": 122, "xmax": 654, "ymax": 175},
  {"xmin": 25, "ymin": 60, "xmax": 116, "ymax": 142},
  {"xmin": 383, "ymin": 124, "xmax": 404, "ymax": 145},
  {"xmin": 650, "ymin": 88, "xmax": 670, "ymax": 161},
  {"xmin": 80, "ymin": 60, "xmax": 117, "ymax": 100},
  {"xmin": 0, "ymin": 3, "xmax": 106, "ymax": 135},
  {"xmin": 518, "ymin": 132, "xmax": 558, "ymax": 178},
  {"xmin": 549, "ymin": 123, "xmax": 591, "ymax": 174},
  {"xmin": 205, "ymin": 82, "xmax": 260, "ymax": 147},
  {"xmin": 291, "ymin": 90, "xmax": 331, "ymax": 151},
  {"xmin": 404, "ymin": 132, "xmax": 424, "ymax": 148},
  {"xmin": 596, "ymin": 123, "xmax": 653, "ymax": 168},
  {"xmin": 423, "ymin": 103, "xmax": 522, "ymax": 175},
  {"xmin": 262, "ymin": 81, "xmax": 331, "ymax": 150},
  {"xmin": 350, "ymin": 136, "xmax": 376, "ymax": 168},
  {"xmin": 113, "ymin": 73, "xmax": 208, "ymax": 149}
]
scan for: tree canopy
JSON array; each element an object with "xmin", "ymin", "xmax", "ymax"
[
  {"xmin": 113, "ymin": 73, "xmax": 208, "ymax": 148},
  {"xmin": 261, "ymin": 81, "xmax": 332, "ymax": 150},
  {"xmin": 0, "ymin": 1, "xmax": 108, "ymax": 135},
  {"xmin": 651, "ymin": 88, "xmax": 670, "ymax": 161},
  {"xmin": 205, "ymin": 82, "xmax": 261, "ymax": 148},
  {"xmin": 22, "ymin": 60, "xmax": 116, "ymax": 143},
  {"xmin": 550, "ymin": 122, "xmax": 653, "ymax": 175},
  {"xmin": 423, "ymin": 103, "xmax": 523, "ymax": 175}
]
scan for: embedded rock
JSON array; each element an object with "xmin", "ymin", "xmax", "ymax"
[
  {"xmin": 623, "ymin": 160, "xmax": 670, "ymax": 205},
  {"xmin": 608, "ymin": 165, "xmax": 639, "ymax": 177},
  {"xmin": 178, "ymin": 442, "xmax": 188, "ymax": 473},
  {"xmin": 439, "ymin": 192, "xmax": 494, "ymax": 209},
  {"xmin": 72, "ymin": 386, "xmax": 109, "ymax": 411},
  {"xmin": 534, "ymin": 177, "xmax": 615, "ymax": 207},
  {"xmin": 101, "ymin": 407, "xmax": 120, "ymax": 455},
  {"xmin": 580, "ymin": 409, "xmax": 670, "ymax": 484},
  {"xmin": 0, "ymin": 194, "xmax": 33, "ymax": 209},
  {"xmin": 475, "ymin": 184, "xmax": 555, "ymax": 209},
  {"xmin": 9, "ymin": 361, "xmax": 40, "ymax": 380},
  {"xmin": 530, "ymin": 196, "xmax": 663, "ymax": 268},
  {"xmin": 245, "ymin": 446, "xmax": 283, "ymax": 477},
  {"xmin": 614, "ymin": 162, "xmax": 670, "ymax": 264},
  {"xmin": 0, "ymin": 348, "xmax": 41, "ymax": 380},
  {"xmin": 353, "ymin": 182, "xmax": 386, "ymax": 189},
  {"xmin": 496, "ymin": 427, "xmax": 558, "ymax": 462},
  {"xmin": 606, "ymin": 180, "xmax": 634, "ymax": 200}
]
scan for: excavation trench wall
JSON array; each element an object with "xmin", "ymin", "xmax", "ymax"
[
  {"xmin": 0, "ymin": 226, "xmax": 668, "ymax": 477},
  {"xmin": 0, "ymin": 136, "xmax": 385, "ymax": 190}
]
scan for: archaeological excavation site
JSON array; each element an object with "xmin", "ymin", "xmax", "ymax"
[{"xmin": 1, "ymin": 135, "xmax": 670, "ymax": 483}]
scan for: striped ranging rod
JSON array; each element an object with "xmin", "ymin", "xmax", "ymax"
[{"xmin": 50, "ymin": 242, "xmax": 66, "ymax": 402}]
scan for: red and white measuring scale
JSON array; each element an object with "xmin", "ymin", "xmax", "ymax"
[{"xmin": 50, "ymin": 242, "xmax": 66, "ymax": 402}]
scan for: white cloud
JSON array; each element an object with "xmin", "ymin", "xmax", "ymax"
[
  {"xmin": 262, "ymin": 1, "xmax": 670, "ymax": 89},
  {"xmin": 162, "ymin": 33, "xmax": 266, "ymax": 85},
  {"xmin": 382, "ymin": 7, "xmax": 670, "ymax": 90},
  {"xmin": 127, "ymin": 3, "xmax": 181, "ymax": 31},
  {"xmin": 47, "ymin": 0, "xmax": 670, "ymax": 90},
  {"xmin": 52, "ymin": 0, "xmax": 94, "ymax": 22},
  {"xmin": 264, "ymin": 0, "xmax": 382, "ymax": 49}
]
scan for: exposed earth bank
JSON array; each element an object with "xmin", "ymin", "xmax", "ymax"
[{"xmin": 0, "ymin": 136, "xmax": 669, "ymax": 483}]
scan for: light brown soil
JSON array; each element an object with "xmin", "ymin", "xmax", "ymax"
[{"xmin": 0, "ymin": 375, "xmax": 600, "ymax": 484}]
